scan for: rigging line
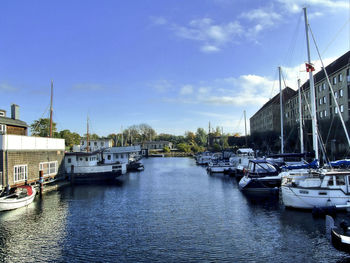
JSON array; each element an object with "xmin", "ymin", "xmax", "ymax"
[
  {"xmin": 281, "ymin": 11, "xmax": 304, "ymax": 68},
  {"xmin": 322, "ymin": 17, "xmax": 350, "ymax": 56},
  {"xmin": 32, "ymin": 103, "xmax": 50, "ymax": 135},
  {"xmin": 235, "ymin": 112, "xmax": 244, "ymax": 134},
  {"xmin": 269, "ymin": 68, "xmax": 278, "ymax": 99},
  {"xmin": 309, "ymin": 24, "xmax": 350, "ymax": 148}
]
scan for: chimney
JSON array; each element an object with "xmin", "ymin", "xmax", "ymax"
[{"xmin": 11, "ymin": 104, "xmax": 19, "ymax": 120}]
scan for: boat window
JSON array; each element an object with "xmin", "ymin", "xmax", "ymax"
[
  {"xmin": 68, "ymin": 158, "xmax": 71, "ymax": 163},
  {"xmin": 328, "ymin": 176, "xmax": 334, "ymax": 186},
  {"xmin": 255, "ymin": 163, "xmax": 276, "ymax": 173},
  {"xmin": 248, "ymin": 162, "xmax": 254, "ymax": 173},
  {"xmin": 336, "ymin": 176, "xmax": 345, "ymax": 186},
  {"xmin": 85, "ymin": 157, "xmax": 88, "ymax": 161},
  {"xmin": 108, "ymin": 155, "xmax": 111, "ymax": 160}
]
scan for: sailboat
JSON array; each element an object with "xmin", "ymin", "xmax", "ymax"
[{"xmin": 281, "ymin": 8, "xmax": 350, "ymax": 210}]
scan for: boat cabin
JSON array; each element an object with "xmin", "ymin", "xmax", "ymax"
[{"xmin": 246, "ymin": 160, "xmax": 280, "ymax": 178}]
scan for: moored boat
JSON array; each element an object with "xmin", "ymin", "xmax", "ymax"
[
  {"xmin": 0, "ymin": 185, "xmax": 36, "ymax": 211},
  {"xmin": 238, "ymin": 159, "xmax": 281, "ymax": 195}
]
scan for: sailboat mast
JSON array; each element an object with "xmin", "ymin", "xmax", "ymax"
[
  {"xmin": 244, "ymin": 110, "xmax": 247, "ymax": 146},
  {"xmin": 298, "ymin": 79, "xmax": 304, "ymax": 153},
  {"xmin": 87, "ymin": 116, "xmax": 90, "ymax": 152},
  {"xmin": 303, "ymin": 7, "xmax": 318, "ymax": 160},
  {"xmin": 49, "ymin": 80, "xmax": 53, "ymax": 138},
  {"xmin": 279, "ymin": 67, "xmax": 284, "ymax": 154}
]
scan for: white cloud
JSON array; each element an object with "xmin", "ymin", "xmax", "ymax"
[
  {"xmin": 0, "ymin": 83, "xmax": 17, "ymax": 92},
  {"xmin": 240, "ymin": 8, "xmax": 282, "ymax": 27},
  {"xmin": 150, "ymin": 16, "xmax": 168, "ymax": 25},
  {"xmin": 277, "ymin": 0, "xmax": 349, "ymax": 14},
  {"xmin": 180, "ymin": 85, "xmax": 194, "ymax": 95},
  {"xmin": 150, "ymin": 79, "xmax": 172, "ymax": 93},
  {"xmin": 171, "ymin": 18, "xmax": 243, "ymax": 53},
  {"xmin": 201, "ymin": 45, "xmax": 220, "ymax": 53}
]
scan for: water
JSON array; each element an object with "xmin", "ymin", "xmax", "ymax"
[{"xmin": 0, "ymin": 157, "xmax": 349, "ymax": 262}]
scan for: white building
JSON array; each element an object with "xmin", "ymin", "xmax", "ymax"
[{"xmin": 73, "ymin": 138, "xmax": 113, "ymax": 152}]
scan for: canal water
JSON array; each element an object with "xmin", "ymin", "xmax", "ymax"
[{"xmin": 0, "ymin": 157, "xmax": 349, "ymax": 262}]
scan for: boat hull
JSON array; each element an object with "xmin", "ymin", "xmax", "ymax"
[
  {"xmin": 281, "ymin": 186, "xmax": 350, "ymax": 209},
  {"xmin": 0, "ymin": 188, "xmax": 36, "ymax": 211},
  {"xmin": 69, "ymin": 171, "xmax": 122, "ymax": 184},
  {"xmin": 239, "ymin": 176, "xmax": 280, "ymax": 195}
]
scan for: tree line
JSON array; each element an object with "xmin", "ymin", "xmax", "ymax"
[{"xmin": 29, "ymin": 118, "xmax": 248, "ymax": 153}]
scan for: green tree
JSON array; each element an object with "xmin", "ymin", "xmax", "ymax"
[
  {"xmin": 163, "ymin": 146, "xmax": 171, "ymax": 153},
  {"xmin": 195, "ymin": 128, "xmax": 207, "ymax": 146},
  {"xmin": 30, "ymin": 118, "xmax": 57, "ymax": 137},
  {"xmin": 185, "ymin": 131, "xmax": 196, "ymax": 144},
  {"xmin": 59, "ymin": 129, "xmax": 81, "ymax": 148},
  {"xmin": 177, "ymin": 143, "xmax": 192, "ymax": 153}
]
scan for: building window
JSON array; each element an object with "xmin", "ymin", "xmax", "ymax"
[
  {"xmin": 319, "ymin": 98, "xmax": 322, "ymax": 105},
  {"xmin": 320, "ymin": 111, "xmax": 323, "ymax": 118},
  {"xmin": 108, "ymin": 155, "xmax": 111, "ymax": 160},
  {"xmin": 335, "ymin": 107, "xmax": 338, "ymax": 114},
  {"xmin": 318, "ymin": 85, "xmax": 322, "ymax": 92},
  {"xmin": 39, "ymin": 161, "xmax": 58, "ymax": 177},
  {"xmin": 333, "ymin": 76, "xmax": 337, "ymax": 85},
  {"xmin": 340, "ymin": 89, "xmax": 343, "ymax": 97},
  {"xmin": 94, "ymin": 142, "xmax": 97, "ymax": 146},
  {"xmin": 324, "ymin": 110, "xmax": 327, "ymax": 117},
  {"xmin": 335, "ymin": 91, "xmax": 338, "ymax": 98},
  {"xmin": 68, "ymin": 158, "xmax": 71, "ymax": 163},
  {"xmin": 340, "ymin": 105, "xmax": 344, "ymax": 113},
  {"xmin": 323, "ymin": 96, "xmax": 326, "ymax": 104},
  {"xmin": 323, "ymin": 83, "xmax": 326, "ymax": 90},
  {"xmin": 0, "ymin": 124, "xmax": 6, "ymax": 134},
  {"xmin": 14, "ymin": 165, "xmax": 27, "ymax": 183},
  {"xmin": 339, "ymin": 74, "xmax": 343, "ymax": 82}
]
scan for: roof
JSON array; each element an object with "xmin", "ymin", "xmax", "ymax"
[
  {"xmin": 0, "ymin": 116, "xmax": 28, "ymax": 128},
  {"xmin": 237, "ymin": 148, "xmax": 254, "ymax": 153},
  {"xmin": 65, "ymin": 150, "xmax": 101, "ymax": 156},
  {"xmin": 251, "ymin": 87, "xmax": 297, "ymax": 119}
]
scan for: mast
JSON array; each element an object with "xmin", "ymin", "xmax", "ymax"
[
  {"xmin": 244, "ymin": 110, "xmax": 247, "ymax": 146},
  {"xmin": 208, "ymin": 121, "xmax": 211, "ymax": 147},
  {"xmin": 86, "ymin": 116, "xmax": 90, "ymax": 152},
  {"xmin": 298, "ymin": 79, "xmax": 304, "ymax": 153},
  {"xmin": 303, "ymin": 7, "xmax": 318, "ymax": 160},
  {"xmin": 279, "ymin": 67, "xmax": 284, "ymax": 154},
  {"xmin": 49, "ymin": 80, "xmax": 53, "ymax": 138},
  {"xmin": 121, "ymin": 126, "xmax": 124, "ymax": 146}
]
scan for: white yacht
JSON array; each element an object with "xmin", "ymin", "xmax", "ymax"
[{"xmin": 282, "ymin": 169, "xmax": 350, "ymax": 209}]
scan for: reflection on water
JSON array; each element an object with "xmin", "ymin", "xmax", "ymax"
[{"xmin": 0, "ymin": 157, "xmax": 349, "ymax": 262}]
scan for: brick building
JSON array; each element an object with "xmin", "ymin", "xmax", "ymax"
[
  {"xmin": 250, "ymin": 87, "xmax": 296, "ymax": 134},
  {"xmin": 0, "ymin": 135, "xmax": 65, "ymax": 191}
]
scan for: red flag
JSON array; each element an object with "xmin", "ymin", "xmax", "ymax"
[{"xmin": 305, "ymin": 63, "xmax": 315, "ymax": 72}]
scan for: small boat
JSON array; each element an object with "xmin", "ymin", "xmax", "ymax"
[
  {"xmin": 326, "ymin": 215, "xmax": 350, "ymax": 253},
  {"xmin": 0, "ymin": 185, "xmax": 36, "ymax": 211},
  {"xmin": 127, "ymin": 161, "xmax": 144, "ymax": 172},
  {"xmin": 238, "ymin": 159, "xmax": 281, "ymax": 195}
]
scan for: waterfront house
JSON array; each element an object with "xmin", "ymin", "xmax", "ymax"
[
  {"xmin": 0, "ymin": 134, "xmax": 65, "ymax": 191},
  {"xmin": 0, "ymin": 104, "xmax": 28, "ymax": 136},
  {"xmin": 0, "ymin": 104, "xmax": 65, "ymax": 191}
]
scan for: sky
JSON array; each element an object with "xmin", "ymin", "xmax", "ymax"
[{"xmin": 0, "ymin": 0, "xmax": 349, "ymax": 136}]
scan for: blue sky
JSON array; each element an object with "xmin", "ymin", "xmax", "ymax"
[{"xmin": 0, "ymin": 0, "xmax": 349, "ymax": 136}]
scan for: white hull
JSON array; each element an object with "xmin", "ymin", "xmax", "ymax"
[
  {"xmin": 281, "ymin": 186, "xmax": 350, "ymax": 209},
  {"xmin": 0, "ymin": 187, "xmax": 36, "ymax": 211}
]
